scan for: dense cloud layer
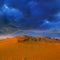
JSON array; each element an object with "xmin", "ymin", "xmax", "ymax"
[{"xmin": 0, "ymin": 0, "xmax": 60, "ymax": 37}]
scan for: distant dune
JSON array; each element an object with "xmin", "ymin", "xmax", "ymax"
[{"xmin": 0, "ymin": 35, "xmax": 60, "ymax": 60}]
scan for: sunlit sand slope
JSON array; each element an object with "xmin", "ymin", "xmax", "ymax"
[{"xmin": 0, "ymin": 35, "xmax": 60, "ymax": 60}]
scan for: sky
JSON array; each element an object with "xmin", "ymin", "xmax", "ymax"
[{"xmin": 0, "ymin": 0, "xmax": 60, "ymax": 38}]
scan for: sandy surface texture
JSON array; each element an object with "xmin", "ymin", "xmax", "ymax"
[{"xmin": 0, "ymin": 35, "xmax": 60, "ymax": 60}]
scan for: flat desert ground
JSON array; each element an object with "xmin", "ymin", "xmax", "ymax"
[{"xmin": 0, "ymin": 35, "xmax": 60, "ymax": 60}]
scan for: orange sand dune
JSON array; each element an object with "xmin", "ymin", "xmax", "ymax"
[{"xmin": 0, "ymin": 35, "xmax": 60, "ymax": 60}]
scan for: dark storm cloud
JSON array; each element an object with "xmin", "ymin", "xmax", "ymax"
[
  {"xmin": 0, "ymin": 0, "xmax": 60, "ymax": 36},
  {"xmin": 5, "ymin": 0, "xmax": 60, "ymax": 22}
]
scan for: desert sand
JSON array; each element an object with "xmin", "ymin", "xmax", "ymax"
[{"xmin": 0, "ymin": 35, "xmax": 60, "ymax": 60}]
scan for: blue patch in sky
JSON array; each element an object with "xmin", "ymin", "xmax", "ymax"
[{"xmin": 0, "ymin": 0, "xmax": 60, "ymax": 37}]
